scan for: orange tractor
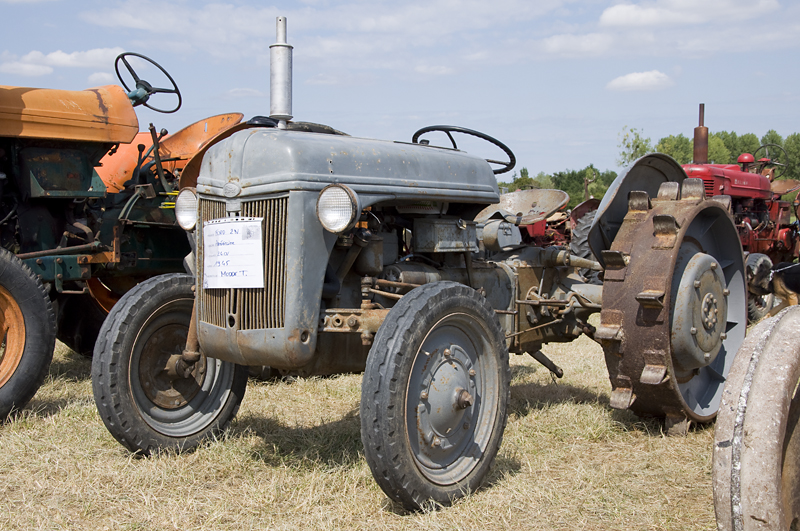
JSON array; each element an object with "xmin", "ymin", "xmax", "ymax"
[{"xmin": 0, "ymin": 52, "xmax": 243, "ymax": 417}]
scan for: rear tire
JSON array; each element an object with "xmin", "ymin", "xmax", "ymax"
[
  {"xmin": 747, "ymin": 292, "xmax": 774, "ymax": 323},
  {"xmin": 569, "ymin": 209, "xmax": 601, "ymax": 284},
  {"xmin": 0, "ymin": 248, "xmax": 56, "ymax": 418},
  {"xmin": 91, "ymin": 273, "xmax": 247, "ymax": 454},
  {"xmin": 713, "ymin": 307, "xmax": 800, "ymax": 530},
  {"xmin": 361, "ymin": 281, "xmax": 510, "ymax": 510}
]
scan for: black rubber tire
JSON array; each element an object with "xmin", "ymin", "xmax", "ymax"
[
  {"xmin": 56, "ymin": 293, "xmax": 108, "ymax": 356},
  {"xmin": 360, "ymin": 281, "xmax": 510, "ymax": 510},
  {"xmin": 0, "ymin": 248, "xmax": 56, "ymax": 419},
  {"xmin": 569, "ymin": 209, "xmax": 601, "ymax": 284},
  {"xmin": 747, "ymin": 292, "xmax": 774, "ymax": 323},
  {"xmin": 91, "ymin": 273, "xmax": 247, "ymax": 454},
  {"xmin": 713, "ymin": 307, "xmax": 800, "ymax": 530}
]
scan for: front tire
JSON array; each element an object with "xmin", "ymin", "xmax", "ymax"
[
  {"xmin": 360, "ymin": 281, "xmax": 510, "ymax": 510},
  {"xmin": 91, "ymin": 273, "xmax": 247, "ymax": 454}
]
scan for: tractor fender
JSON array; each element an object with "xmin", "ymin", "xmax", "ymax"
[{"xmin": 589, "ymin": 153, "xmax": 687, "ymax": 268}]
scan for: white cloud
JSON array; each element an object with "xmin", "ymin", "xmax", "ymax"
[
  {"xmin": 606, "ymin": 70, "xmax": 674, "ymax": 91},
  {"xmin": 600, "ymin": 0, "xmax": 780, "ymax": 27},
  {"xmin": 88, "ymin": 72, "xmax": 114, "ymax": 84},
  {"xmin": 224, "ymin": 88, "xmax": 266, "ymax": 99},
  {"xmin": 543, "ymin": 33, "xmax": 613, "ymax": 57},
  {"xmin": 0, "ymin": 62, "xmax": 52, "ymax": 76},
  {"xmin": 20, "ymin": 47, "xmax": 125, "ymax": 68},
  {"xmin": 414, "ymin": 64, "xmax": 456, "ymax": 76}
]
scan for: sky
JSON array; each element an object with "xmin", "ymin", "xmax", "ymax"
[{"xmin": 3, "ymin": 0, "xmax": 800, "ymax": 180}]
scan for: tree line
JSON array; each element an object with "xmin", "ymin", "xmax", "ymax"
[{"xmin": 500, "ymin": 127, "xmax": 800, "ymax": 209}]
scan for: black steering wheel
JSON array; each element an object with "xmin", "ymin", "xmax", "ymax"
[
  {"xmin": 411, "ymin": 125, "xmax": 516, "ymax": 175},
  {"xmin": 754, "ymin": 143, "xmax": 789, "ymax": 179},
  {"xmin": 115, "ymin": 52, "xmax": 182, "ymax": 114}
]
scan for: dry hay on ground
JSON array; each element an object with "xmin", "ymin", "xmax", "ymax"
[{"xmin": 0, "ymin": 335, "xmax": 715, "ymax": 530}]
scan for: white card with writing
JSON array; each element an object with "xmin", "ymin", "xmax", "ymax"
[{"xmin": 203, "ymin": 217, "xmax": 264, "ymax": 289}]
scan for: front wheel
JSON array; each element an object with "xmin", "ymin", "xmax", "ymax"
[
  {"xmin": 91, "ymin": 273, "xmax": 247, "ymax": 454},
  {"xmin": 361, "ymin": 281, "xmax": 510, "ymax": 510},
  {"xmin": 0, "ymin": 249, "xmax": 56, "ymax": 418}
]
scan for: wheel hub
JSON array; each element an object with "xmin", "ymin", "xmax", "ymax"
[
  {"xmin": 0, "ymin": 286, "xmax": 26, "ymax": 388},
  {"xmin": 138, "ymin": 324, "xmax": 206, "ymax": 409},
  {"xmin": 415, "ymin": 344, "xmax": 478, "ymax": 468},
  {"xmin": 671, "ymin": 252, "xmax": 728, "ymax": 373}
]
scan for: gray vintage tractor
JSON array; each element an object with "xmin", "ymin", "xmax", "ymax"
[{"xmin": 91, "ymin": 18, "xmax": 747, "ymax": 510}]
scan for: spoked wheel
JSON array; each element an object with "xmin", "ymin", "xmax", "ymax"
[
  {"xmin": 597, "ymin": 179, "xmax": 746, "ymax": 428},
  {"xmin": 92, "ymin": 274, "xmax": 247, "ymax": 454},
  {"xmin": 713, "ymin": 307, "xmax": 800, "ymax": 530},
  {"xmin": 361, "ymin": 281, "xmax": 510, "ymax": 510},
  {"xmin": 0, "ymin": 249, "xmax": 56, "ymax": 419}
]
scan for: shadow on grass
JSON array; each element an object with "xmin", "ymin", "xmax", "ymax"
[{"xmin": 231, "ymin": 408, "xmax": 364, "ymax": 470}]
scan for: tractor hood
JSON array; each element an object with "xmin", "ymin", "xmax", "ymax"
[
  {"xmin": 589, "ymin": 153, "xmax": 687, "ymax": 268},
  {"xmin": 196, "ymin": 127, "xmax": 501, "ymax": 207},
  {"xmin": 0, "ymin": 84, "xmax": 138, "ymax": 144}
]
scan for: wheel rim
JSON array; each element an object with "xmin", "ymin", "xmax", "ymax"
[
  {"xmin": 129, "ymin": 297, "xmax": 236, "ymax": 437},
  {"xmin": 405, "ymin": 312, "xmax": 500, "ymax": 485},
  {"xmin": 0, "ymin": 286, "xmax": 26, "ymax": 388},
  {"xmin": 670, "ymin": 210, "xmax": 746, "ymax": 419}
]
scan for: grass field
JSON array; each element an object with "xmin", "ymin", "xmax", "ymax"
[{"xmin": 0, "ymin": 333, "xmax": 716, "ymax": 531}]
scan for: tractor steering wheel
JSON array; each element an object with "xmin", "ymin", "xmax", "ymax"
[
  {"xmin": 753, "ymin": 143, "xmax": 789, "ymax": 180},
  {"xmin": 115, "ymin": 52, "xmax": 182, "ymax": 114},
  {"xmin": 411, "ymin": 125, "xmax": 516, "ymax": 175}
]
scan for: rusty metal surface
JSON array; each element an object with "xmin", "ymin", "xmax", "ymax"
[
  {"xmin": 0, "ymin": 84, "xmax": 138, "ymax": 143},
  {"xmin": 713, "ymin": 307, "xmax": 800, "ymax": 531},
  {"xmin": 771, "ymin": 178, "xmax": 800, "ymax": 196},
  {"xmin": 598, "ymin": 179, "xmax": 746, "ymax": 423},
  {"xmin": 475, "ymin": 189, "xmax": 568, "ymax": 225}
]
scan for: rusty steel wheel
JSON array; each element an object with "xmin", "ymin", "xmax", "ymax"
[
  {"xmin": 714, "ymin": 307, "xmax": 800, "ymax": 530},
  {"xmin": 361, "ymin": 281, "xmax": 510, "ymax": 510},
  {"xmin": 92, "ymin": 274, "xmax": 247, "ymax": 454},
  {"xmin": 597, "ymin": 178, "xmax": 746, "ymax": 427},
  {"xmin": 0, "ymin": 249, "xmax": 56, "ymax": 419}
]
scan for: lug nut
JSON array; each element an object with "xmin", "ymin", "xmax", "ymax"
[
  {"xmin": 721, "ymin": 333, "xmax": 727, "ymax": 340},
  {"xmin": 469, "ymin": 369, "xmax": 476, "ymax": 377},
  {"xmin": 694, "ymin": 280, "xmax": 701, "ymax": 288},
  {"xmin": 456, "ymin": 389, "xmax": 474, "ymax": 409},
  {"xmin": 420, "ymin": 391, "xmax": 428, "ymax": 400},
  {"xmin": 443, "ymin": 349, "xmax": 451, "ymax": 357},
  {"xmin": 710, "ymin": 262, "xmax": 718, "ymax": 270},
  {"xmin": 691, "ymin": 327, "xmax": 698, "ymax": 335},
  {"xmin": 433, "ymin": 437, "xmax": 441, "ymax": 447},
  {"xmin": 723, "ymin": 289, "xmax": 730, "ymax": 296}
]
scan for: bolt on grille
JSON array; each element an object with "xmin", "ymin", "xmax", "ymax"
[{"xmin": 198, "ymin": 196, "xmax": 288, "ymax": 330}]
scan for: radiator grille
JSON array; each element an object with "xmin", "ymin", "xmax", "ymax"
[
  {"xmin": 198, "ymin": 196, "xmax": 288, "ymax": 330},
  {"xmin": 702, "ymin": 178, "xmax": 715, "ymax": 198}
]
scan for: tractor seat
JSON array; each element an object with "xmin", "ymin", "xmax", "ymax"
[{"xmin": 0, "ymin": 84, "xmax": 138, "ymax": 144}]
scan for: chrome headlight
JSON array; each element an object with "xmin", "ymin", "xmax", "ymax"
[
  {"xmin": 316, "ymin": 184, "xmax": 361, "ymax": 233},
  {"xmin": 175, "ymin": 188, "xmax": 198, "ymax": 230}
]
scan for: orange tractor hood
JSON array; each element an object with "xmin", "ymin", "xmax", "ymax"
[{"xmin": 0, "ymin": 84, "xmax": 138, "ymax": 144}]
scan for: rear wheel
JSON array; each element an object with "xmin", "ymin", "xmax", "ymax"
[
  {"xmin": 713, "ymin": 307, "xmax": 800, "ymax": 530},
  {"xmin": 361, "ymin": 281, "xmax": 510, "ymax": 510},
  {"xmin": 91, "ymin": 273, "xmax": 247, "ymax": 454},
  {"xmin": 0, "ymin": 248, "xmax": 56, "ymax": 418}
]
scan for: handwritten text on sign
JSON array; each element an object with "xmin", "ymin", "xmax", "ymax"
[{"xmin": 203, "ymin": 217, "xmax": 264, "ymax": 289}]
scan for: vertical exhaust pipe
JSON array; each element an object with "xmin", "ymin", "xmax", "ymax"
[
  {"xmin": 270, "ymin": 16, "xmax": 293, "ymax": 129},
  {"xmin": 693, "ymin": 103, "xmax": 708, "ymax": 164}
]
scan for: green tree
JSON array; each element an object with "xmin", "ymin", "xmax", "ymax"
[
  {"xmin": 617, "ymin": 126, "xmax": 653, "ymax": 166},
  {"xmin": 533, "ymin": 171, "xmax": 554, "ymax": 189},
  {"xmin": 739, "ymin": 133, "xmax": 761, "ymax": 157},
  {"xmin": 784, "ymin": 133, "xmax": 800, "ymax": 181},
  {"xmin": 715, "ymin": 131, "xmax": 739, "ymax": 162},
  {"xmin": 708, "ymin": 136, "xmax": 731, "ymax": 164},
  {"xmin": 761, "ymin": 129, "xmax": 784, "ymax": 149},
  {"xmin": 552, "ymin": 165, "xmax": 617, "ymax": 208},
  {"xmin": 655, "ymin": 134, "xmax": 693, "ymax": 164},
  {"xmin": 497, "ymin": 166, "xmax": 534, "ymax": 191}
]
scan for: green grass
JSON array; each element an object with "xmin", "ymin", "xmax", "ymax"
[{"xmin": 0, "ymin": 335, "xmax": 716, "ymax": 530}]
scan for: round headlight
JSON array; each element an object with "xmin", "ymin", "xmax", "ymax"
[
  {"xmin": 317, "ymin": 184, "xmax": 360, "ymax": 233},
  {"xmin": 175, "ymin": 188, "xmax": 198, "ymax": 230}
]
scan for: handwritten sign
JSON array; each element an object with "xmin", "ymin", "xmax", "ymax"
[{"xmin": 203, "ymin": 217, "xmax": 264, "ymax": 289}]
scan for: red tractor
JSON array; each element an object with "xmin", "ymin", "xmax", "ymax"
[{"xmin": 681, "ymin": 104, "xmax": 799, "ymax": 320}]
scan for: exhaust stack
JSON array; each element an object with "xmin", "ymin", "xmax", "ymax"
[
  {"xmin": 693, "ymin": 103, "xmax": 708, "ymax": 164},
  {"xmin": 270, "ymin": 16, "xmax": 293, "ymax": 129}
]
